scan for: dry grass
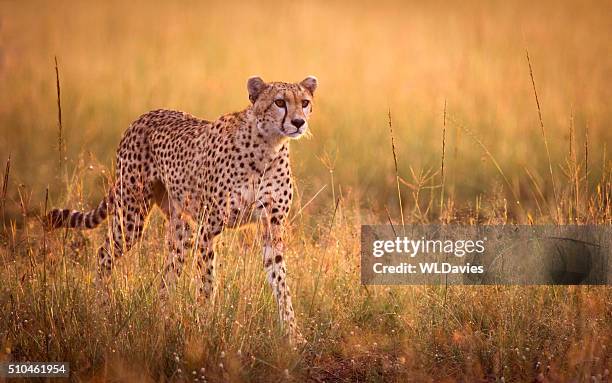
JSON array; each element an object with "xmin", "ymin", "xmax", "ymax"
[
  {"xmin": 1, "ymin": 191, "xmax": 611, "ymax": 382},
  {"xmin": 0, "ymin": 0, "xmax": 611, "ymax": 381}
]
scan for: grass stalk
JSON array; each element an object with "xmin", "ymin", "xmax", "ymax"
[
  {"xmin": 55, "ymin": 56, "xmax": 64, "ymax": 174},
  {"xmin": 526, "ymin": 49, "xmax": 559, "ymax": 222},
  {"xmin": 388, "ymin": 109, "xmax": 405, "ymax": 231},
  {"xmin": 288, "ymin": 185, "xmax": 327, "ymax": 225},
  {"xmin": 570, "ymin": 113, "xmax": 578, "ymax": 220},
  {"xmin": 1, "ymin": 155, "xmax": 10, "ymax": 226},
  {"xmin": 523, "ymin": 166, "xmax": 545, "ymax": 219},
  {"xmin": 584, "ymin": 121, "xmax": 589, "ymax": 203},
  {"xmin": 439, "ymin": 99, "xmax": 447, "ymax": 219}
]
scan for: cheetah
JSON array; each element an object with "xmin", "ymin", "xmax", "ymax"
[{"xmin": 46, "ymin": 76, "xmax": 318, "ymax": 344}]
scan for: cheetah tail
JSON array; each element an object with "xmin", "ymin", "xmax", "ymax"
[{"xmin": 45, "ymin": 194, "xmax": 111, "ymax": 230}]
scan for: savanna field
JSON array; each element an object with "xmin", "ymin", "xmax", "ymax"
[{"xmin": 0, "ymin": 0, "xmax": 611, "ymax": 381}]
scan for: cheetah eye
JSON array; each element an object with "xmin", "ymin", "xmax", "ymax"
[
  {"xmin": 301, "ymin": 100, "xmax": 310, "ymax": 108},
  {"xmin": 274, "ymin": 99, "xmax": 286, "ymax": 108}
]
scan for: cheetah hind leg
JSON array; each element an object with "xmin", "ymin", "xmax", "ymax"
[
  {"xmin": 159, "ymin": 214, "xmax": 193, "ymax": 299},
  {"xmin": 95, "ymin": 201, "xmax": 147, "ymax": 305}
]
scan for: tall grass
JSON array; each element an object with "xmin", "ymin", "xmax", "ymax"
[
  {"xmin": 1, "ymin": 0, "xmax": 610, "ymax": 220},
  {"xmin": 0, "ymin": 178, "xmax": 610, "ymax": 381}
]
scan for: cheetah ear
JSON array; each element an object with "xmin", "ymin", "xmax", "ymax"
[
  {"xmin": 300, "ymin": 76, "xmax": 318, "ymax": 95},
  {"xmin": 247, "ymin": 76, "xmax": 267, "ymax": 103}
]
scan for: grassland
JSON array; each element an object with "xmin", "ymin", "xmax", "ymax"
[{"xmin": 0, "ymin": 0, "xmax": 611, "ymax": 381}]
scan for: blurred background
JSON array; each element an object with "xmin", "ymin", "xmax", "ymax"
[{"xmin": 0, "ymin": 0, "xmax": 610, "ymax": 220}]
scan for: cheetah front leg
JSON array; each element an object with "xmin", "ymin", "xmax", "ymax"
[
  {"xmin": 262, "ymin": 224, "xmax": 304, "ymax": 345},
  {"xmin": 195, "ymin": 226, "xmax": 217, "ymax": 300}
]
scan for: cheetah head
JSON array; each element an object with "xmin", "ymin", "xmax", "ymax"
[{"xmin": 247, "ymin": 76, "xmax": 317, "ymax": 140}]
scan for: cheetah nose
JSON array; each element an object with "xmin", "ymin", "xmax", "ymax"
[{"xmin": 291, "ymin": 118, "xmax": 305, "ymax": 128}]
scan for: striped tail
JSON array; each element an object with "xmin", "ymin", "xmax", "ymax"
[{"xmin": 46, "ymin": 196, "xmax": 110, "ymax": 230}]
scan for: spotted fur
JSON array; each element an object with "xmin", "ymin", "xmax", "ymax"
[{"xmin": 46, "ymin": 76, "xmax": 317, "ymax": 344}]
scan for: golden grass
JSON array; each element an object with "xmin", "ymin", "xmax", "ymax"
[
  {"xmin": 0, "ymin": 0, "xmax": 611, "ymax": 381},
  {"xmin": 1, "ymin": 199, "xmax": 610, "ymax": 381}
]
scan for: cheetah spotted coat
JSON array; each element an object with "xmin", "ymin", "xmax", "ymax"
[{"xmin": 47, "ymin": 76, "xmax": 318, "ymax": 344}]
